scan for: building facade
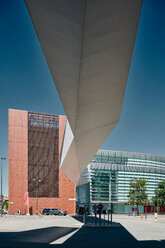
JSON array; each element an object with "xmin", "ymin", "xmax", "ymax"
[
  {"xmin": 8, "ymin": 109, "xmax": 76, "ymax": 214},
  {"xmin": 77, "ymin": 150, "xmax": 165, "ymax": 213}
]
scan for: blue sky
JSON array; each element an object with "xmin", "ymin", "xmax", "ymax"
[{"xmin": 1, "ymin": 0, "xmax": 165, "ymax": 196}]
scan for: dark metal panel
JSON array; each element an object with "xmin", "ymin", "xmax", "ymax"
[{"xmin": 28, "ymin": 112, "xmax": 59, "ymax": 198}]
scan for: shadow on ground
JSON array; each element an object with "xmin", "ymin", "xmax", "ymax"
[
  {"xmin": 0, "ymin": 226, "xmax": 76, "ymax": 248},
  {"xmin": 72, "ymin": 214, "xmax": 116, "ymax": 225},
  {"xmin": 0, "ymin": 216, "xmax": 165, "ymax": 248}
]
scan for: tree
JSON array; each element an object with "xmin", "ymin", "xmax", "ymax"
[
  {"xmin": 2, "ymin": 200, "xmax": 8, "ymax": 211},
  {"xmin": 152, "ymin": 181, "xmax": 165, "ymax": 207},
  {"xmin": 128, "ymin": 179, "xmax": 148, "ymax": 215}
]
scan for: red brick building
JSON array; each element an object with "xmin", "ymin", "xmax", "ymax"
[{"xmin": 8, "ymin": 109, "xmax": 76, "ymax": 214}]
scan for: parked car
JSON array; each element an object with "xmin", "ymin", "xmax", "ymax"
[
  {"xmin": 42, "ymin": 208, "xmax": 67, "ymax": 216},
  {"xmin": 57, "ymin": 209, "xmax": 67, "ymax": 216},
  {"xmin": 42, "ymin": 208, "xmax": 51, "ymax": 215}
]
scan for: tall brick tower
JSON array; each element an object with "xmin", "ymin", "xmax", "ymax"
[{"xmin": 8, "ymin": 109, "xmax": 76, "ymax": 214}]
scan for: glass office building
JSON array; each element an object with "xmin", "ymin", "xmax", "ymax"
[{"xmin": 76, "ymin": 150, "xmax": 165, "ymax": 213}]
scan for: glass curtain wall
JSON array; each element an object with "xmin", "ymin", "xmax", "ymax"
[{"xmin": 77, "ymin": 150, "xmax": 165, "ymax": 213}]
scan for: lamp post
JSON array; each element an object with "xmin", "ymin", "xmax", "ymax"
[
  {"xmin": 108, "ymin": 174, "xmax": 113, "ymax": 224},
  {"xmin": 156, "ymin": 180, "xmax": 159, "ymax": 215},
  {"xmin": 33, "ymin": 178, "xmax": 41, "ymax": 215},
  {"xmin": 154, "ymin": 177, "xmax": 159, "ymax": 218},
  {"xmin": 154, "ymin": 177, "xmax": 156, "ymax": 213},
  {"xmin": 1, "ymin": 157, "xmax": 6, "ymax": 217},
  {"xmin": 154, "ymin": 177, "xmax": 159, "ymax": 214},
  {"xmin": 132, "ymin": 178, "xmax": 136, "ymax": 216}
]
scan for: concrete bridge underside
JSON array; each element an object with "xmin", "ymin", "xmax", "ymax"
[{"xmin": 25, "ymin": 0, "xmax": 143, "ymax": 184}]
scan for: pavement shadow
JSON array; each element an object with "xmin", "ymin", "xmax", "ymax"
[
  {"xmin": 0, "ymin": 226, "xmax": 77, "ymax": 248},
  {"xmin": 72, "ymin": 214, "xmax": 115, "ymax": 225},
  {"xmin": 0, "ymin": 220, "xmax": 165, "ymax": 248},
  {"xmin": 55, "ymin": 224, "xmax": 165, "ymax": 248}
]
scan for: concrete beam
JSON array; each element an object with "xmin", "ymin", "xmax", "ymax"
[{"xmin": 25, "ymin": 0, "xmax": 143, "ymax": 183}]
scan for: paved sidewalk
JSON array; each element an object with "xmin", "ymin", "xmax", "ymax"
[
  {"xmin": 0, "ymin": 215, "xmax": 83, "ymax": 232},
  {"xmin": 0, "ymin": 215, "xmax": 165, "ymax": 247}
]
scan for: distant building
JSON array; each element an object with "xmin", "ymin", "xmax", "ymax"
[
  {"xmin": 77, "ymin": 150, "xmax": 165, "ymax": 213},
  {"xmin": 8, "ymin": 109, "xmax": 76, "ymax": 214},
  {"xmin": 9, "ymin": 109, "xmax": 165, "ymax": 215}
]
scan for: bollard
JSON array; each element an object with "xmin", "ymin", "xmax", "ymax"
[
  {"xmin": 110, "ymin": 203, "xmax": 113, "ymax": 225},
  {"xmin": 145, "ymin": 212, "xmax": 147, "ymax": 220},
  {"xmin": 99, "ymin": 212, "xmax": 101, "ymax": 226},
  {"xmin": 95, "ymin": 211, "xmax": 97, "ymax": 225},
  {"xmin": 83, "ymin": 209, "xmax": 86, "ymax": 224},
  {"xmin": 154, "ymin": 212, "xmax": 158, "ymax": 219},
  {"xmin": 111, "ymin": 209, "xmax": 112, "ymax": 225},
  {"xmin": 108, "ymin": 209, "xmax": 110, "ymax": 224}
]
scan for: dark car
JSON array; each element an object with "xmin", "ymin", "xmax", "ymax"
[
  {"xmin": 42, "ymin": 208, "xmax": 52, "ymax": 215},
  {"xmin": 52, "ymin": 208, "xmax": 67, "ymax": 216},
  {"xmin": 42, "ymin": 208, "xmax": 67, "ymax": 216}
]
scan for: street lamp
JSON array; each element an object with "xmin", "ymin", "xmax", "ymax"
[
  {"xmin": 1, "ymin": 157, "xmax": 6, "ymax": 217},
  {"xmin": 154, "ymin": 177, "xmax": 159, "ymax": 216},
  {"xmin": 132, "ymin": 178, "xmax": 136, "ymax": 216},
  {"xmin": 33, "ymin": 178, "xmax": 41, "ymax": 215},
  {"xmin": 108, "ymin": 174, "xmax": 113, "ymax": 224}
]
